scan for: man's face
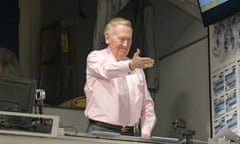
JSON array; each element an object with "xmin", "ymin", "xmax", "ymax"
[{"xmin": 106, "ymin": 24, "xmax": 132, "ymax": 61}]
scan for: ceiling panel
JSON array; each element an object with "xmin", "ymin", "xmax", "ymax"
[{"xmin": 167, "ymin": 0, "xmax": 202, "ymax": 20}]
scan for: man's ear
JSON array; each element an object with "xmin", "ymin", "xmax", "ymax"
[
  {"xmin": 105, "ymin": 40, "xmax": 109, "ymax": 44},
  {"xmin": 104, "ymin": 33, "xmax": 110, "ymax": 44}
]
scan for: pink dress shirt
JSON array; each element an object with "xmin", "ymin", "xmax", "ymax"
[{"xmin": 84, "ymin": 48, "xmax": 156, "ymax": 136}]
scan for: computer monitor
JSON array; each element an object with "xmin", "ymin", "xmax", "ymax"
[
  {"xmin": 0, "ymin": 76, "xmax": 37, "ymax": 113},
  {"xmin": 197, "ymin": 0, "xmax": 240, "ymax": 26}
]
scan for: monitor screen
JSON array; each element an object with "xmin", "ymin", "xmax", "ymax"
[
  {"xmin": 197, "ymin": 0, "xmax": 240, "ymax": 26},
  {"xmin": 199, "ymin": 0, "xmax": 229, "ymax": 12},
  {"xmin": 0, "ymin": 76, "xmax": 37, "ymax": 113}
]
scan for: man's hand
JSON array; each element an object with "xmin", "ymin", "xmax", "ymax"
[
  {"xmin": 141, "ymin": 133, "xmax": 151, "ymax": 139},
  {"xmin": 129, "ymin": 48, "xmax": 154, "ymax": 70}
]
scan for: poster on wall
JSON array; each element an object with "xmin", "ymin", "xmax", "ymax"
[{"xmin": 209, "ymin": 12, "xmax": 240, "ymax": 136}]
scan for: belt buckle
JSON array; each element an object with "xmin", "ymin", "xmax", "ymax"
[{"xmin": 121, "ymin": 127, "xmax": 129, "ymax": 133}]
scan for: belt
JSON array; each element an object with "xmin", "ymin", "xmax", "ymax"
[{"xmin": 89, "ymin": 119, "xmax": 134, "ymax": 134}]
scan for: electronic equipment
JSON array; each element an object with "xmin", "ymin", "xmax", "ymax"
[
  {"xmin": 0, "ymin": 76, "xmax": 37, "ymax": 113},
  {"xmin": 0, "ymin": 111, "xmax": 59, "ymax": 137},
  {"xmin": 197, "ymin": 0, "xmax": 240, "ymax": 26},
  {"xmin": 0, "ymin": 76, "xmax": 59, "ymax": 137}
]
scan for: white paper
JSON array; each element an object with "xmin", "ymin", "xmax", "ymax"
[{"xmin": 215, "ymin": 127, "xmax": 240, "ymax": 141}]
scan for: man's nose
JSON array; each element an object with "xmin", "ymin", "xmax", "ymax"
[{"xmin": 122, "ymin": 40, "xmax": 128, "ymax": 46}]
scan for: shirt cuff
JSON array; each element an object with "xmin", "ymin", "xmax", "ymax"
[{"xmin": 125, "ymin": 60, "xmax": 133, "ymax": 73}]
